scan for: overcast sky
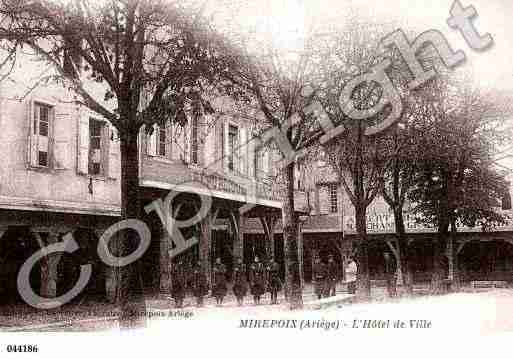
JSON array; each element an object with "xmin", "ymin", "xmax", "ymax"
[
  {"xmin": 209, "ymin": 0, "xmax": 513, "ymax": 92},
  {"xmin": 205, "ymin": 0, "xmax": 513, "ymax": 172},
  {"xmin": 5, "ymin": 0, "xmax": 513, "ymax": 171}
]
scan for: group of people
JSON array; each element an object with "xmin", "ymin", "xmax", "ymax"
[
  {"xmin": 311, "ymin": 254, "xmax": 357, "ymax": 299},
  {"xmin": 312, "ymin": 254, "xmax": 339, "ymax": 299},
  {"xmin": 169, "ymin": 256, "xmax": 282, "ymax": 308}
]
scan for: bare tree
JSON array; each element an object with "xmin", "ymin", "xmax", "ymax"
[
  {"xmin": 314, "ymin": 18, "xmax": 399, "ymax": 299},
  {"xmin": 0, "ymin": 0, "xmax": 244, "ymax": 327},
  {"xmin": 222, "ymin": 24, "xmax": 329, "ymax": 308}
]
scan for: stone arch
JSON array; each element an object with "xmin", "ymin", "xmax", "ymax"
[
  {"xmin": 0, "ymin": 226, "xmax": 42, "ymax": 305},
  {"xmin": 61, "ymin": 228, "xmax": 108, "ymax": 302},
  {"xmin": 458, "ymin": 237, "xmax": 513, "ymax": 282}
]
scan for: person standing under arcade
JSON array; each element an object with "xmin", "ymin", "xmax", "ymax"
[
  {"xmin": 325, "ymin": 254, "xmax": 339, "ymax": 297},
  {"xmin": 249, "ymin": 256, "xmax": 266, "ymax": 305},
  {"xmin": 266, "ymin": 256, "xmax": 282, "ymax": 304},
  {"xmin": 232, "ymin": 257, "xmax": 248, "ymax": 306},
  {"xmin": 191, "ymin": 261, "xmax": 208, "ymax": 307},
  {"xmin": 312, "ymin": 256, "xmax": 326, "ymax": 300},
  {"xmin": 212, "ymin": 257, "xmax": 227, "ymax": 306},
  {"xmin": 171, "ymin": 259, "xmax": 187, "ymax": 308}
]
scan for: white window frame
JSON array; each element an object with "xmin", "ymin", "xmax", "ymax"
[
  {"xmin": 157, "ymin": 124, "xmax": 167, "ymax": 157},
  {"xmin": 254, "ymin": 146, "xmax": 268, "ymax": 179},
  {"xmin": 88, "ymin": 117, "xmax": 107, "ymax": 176},
  {"xmin": 329, "ymin": 183, "xmax": 338, "ymax": 213},
  {"xmin": 147, "ymin": 122, "xmax": 173, "ymax": 161},
  {"xmin": 190, "ymin": 116, "xmax": 199, "ymax": 165},
  {"xmin": 227, "ymin": 122, "xmax": 239, "ymax": 172},
  {"xmin": 28, "ymin": 99, "xmax": 56, "ymax": 170}
]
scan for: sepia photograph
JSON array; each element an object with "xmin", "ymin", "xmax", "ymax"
[{"xmin": 0, "ymin": 0, "xmax": 512, "ymax": 357}]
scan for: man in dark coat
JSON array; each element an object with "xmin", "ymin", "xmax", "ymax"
[
  {"xmin": 266, "ymin": 257, "xmax": 282, "ymax": 304},
  {"xmin": 249, "ymin": 256, "xmax": 266, "ymax": 305},
  {"xmin": 232, "ymin": 258, "xmax": 248, "ymax": 306},
  {"xmin": 191, "ymin": 261, "xmax": 208, "ymax": 307},
  {"xmin": 325, "ymin": 254, "xmax": 338, "ymax": 297},
  {"xmin": 212, "ymin": 257, "xmax": 227, "ymax": 306},
  {"xmin": 171, "ymin": 260, "xmax": 186, "ymax": 308},
  {"xmin": 312, "ymin": 256, "xmax": 326, "ymax": 300}
]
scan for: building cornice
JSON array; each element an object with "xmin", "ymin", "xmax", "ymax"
[{"xmin": 0, "ymin": 195, "xmax": 120, "ymax": 217}]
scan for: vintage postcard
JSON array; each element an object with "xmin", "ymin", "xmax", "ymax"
[{"xmin": 0, "ymin": 0, "xmax": 512, "ymax": 357}]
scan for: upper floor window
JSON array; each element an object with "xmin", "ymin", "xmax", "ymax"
[
  {"xmin": 502, "ymin": 189, "xmax": 512, "ymax": 210},
  {"xmin": 228, "ymin": 124, "xmax": 238, "ymax": 171},
  {"xmin": 191, "ymin": 117, "xmax": 199, "ymax": 165},
  {"xmin": 158, "ymin": 125, "xmax": 167, "ymax": 157},
  {"xmin": 254, "ymin": 147, "xmax": 265, "ymax": 178},
  {"xmin": 29, "ymin": 102, "xmax": 54, "ymax": 168},
  {"xmin": 329, "ymin": 183, "xmax": 338, "ymax": 213},
  {"xmin": 296, "ymin": 162, "xmax": 303, "ymax": 190},
  {"xmin": 77, "ymin": 115, "xmax": 118, "ymax": 179},
  {"xmin": 147, "ymin": 122, "xmax": 170, "ymax": 159},
  {"xmin": 88, "ymin": 118, "xmax": 105, "ymax": 175}
]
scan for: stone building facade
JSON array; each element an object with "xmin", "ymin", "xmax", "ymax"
[
  {"xmin": 0, "ymin": 80, "xmax": 121, "ymax": 304},
  {"xmin": 2, "ymin": 73, "xmax": 511, "ymax": 308},
  {"xmin": 0, "ymin": 79, "xmax": 308, "ymax": 306},
  {"xmin": 245, "ymin": 160, "xmax": 513, "ymax": 287}
]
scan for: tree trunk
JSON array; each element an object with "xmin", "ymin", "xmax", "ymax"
[
  {"xmin": 199, "ymin": 211, "xmax": 212, "ymax": 289},
  {"xmin": 431, "ymin": 213, "xmax": 449, "ymax": 294},
  {"xmin": 431, "ymin": 234, "xmax": 446, "ymax": 294},
  {"xmin": 355, "ymin": 205, "xmax": 371, "ymax": 299},
  {"xmin": 449, "ymin": 220, "xmax": 459, "ymax": 291},
  {"xmin": 431, "ymin": 171, "xmax": 450, "ymax": 294},
  {"xmin": 118, "ymin": 128, "xmax": 146, "ymax": 329},
  {"xmin": 393, "ymin": 208, "xmax": 413, "ymax": 296},
  {"xmin": 283, "ymin": 162, "xmax": 302, "ymax": 309}
]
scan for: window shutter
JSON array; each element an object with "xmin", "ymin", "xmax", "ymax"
[
  {"xmin": 26, "ymin": 99, "xmax": 37, "ymax": 167},
  {"xmin": 257, "ymin": 149, "xmax": 265, "ymax": 179},
  {"xmin": 319, "ymin": 185, "xmax": 330, "ymax": 215},
  {"xmin": 294, "ymin": 162, "xmax": 301, "ymax": 189},
  {"xmin": 100, "ymin": 123, "xmax": 110, "ymax": 175},
  {"xmin": 108, "ymin": 125, "xmax": 120, "ymax": 179},
  {"xmin": 263, "ymin": 149, "xmax": 270, "ymax": 175},
  {"xmin": 189, "ymin": 119, "xmax": 196, "ymax": 165},
  {"xmin": 239, "ymin": 126, "xmax": 247, "ymax": 174},
  {"xmin": 171, "ymin": 124, "xmax": 183, "ymax": 162},
  {"xmin": 52, "ymin": 108, "xmax": 70, "ymax": 170},
  {"xmin": 223, "ymin": 121, "xmax": 228, "ymax": 170},
  {"xmin": 502, "ymin": 187, "xmax": 512, "ymax": 210},
  {"xmin": 216, "ymin": 119, "xmax": 223, "ymax": 170},
  {"xmin": 248, "ymin": 130, "xmax": 255, "ymax": 178},
  {"xmin": 315, "ymin": 185, "xmax": 321, "ymax": 215},
  {"xmin": 210, "ymin": 119, "xmax": 220, "ymax": 170},
  {"xmin": 184, "ymin": 122, "xmax": 191, "ymax": 164},
  {"xmin": 165, "ymin": 122, "xmax": 172, "ymax": 160},
  {"xmin": 46, "ymin": 106, "xmax": 54, "ymax": 169},
  {"xmin": 77, "ymin": 114, "xmax": 89, "ymax": 175},
  {"xmin": 197, "ymin": 119, "xmax": 204, "ymax": 166},
  {"xmin": 147, "ymin": 124, "xmax": 157, "ymax": 156},
  {"xmin": 270, "ymin": 149, "xmax": 279, "ymax": 178}
]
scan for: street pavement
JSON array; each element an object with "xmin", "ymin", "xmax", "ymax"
[{"xmin": 4, "ymin": 285, "xmax": 513, "ymax": 333}]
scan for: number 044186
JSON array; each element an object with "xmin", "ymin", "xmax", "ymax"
[{"xmin": 6, "ymin": 345, "xmax": 38, "ymax": 353}]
